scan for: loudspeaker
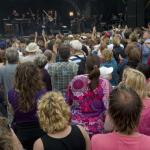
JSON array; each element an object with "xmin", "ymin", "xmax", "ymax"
[{"xmin": 127, "ymin": 0, "xmax": 144, "ymax": 27}]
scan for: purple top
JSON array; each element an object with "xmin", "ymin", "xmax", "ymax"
[{"xmin": 8, "ymin": 88, "xmax": 47, "ymax": 124}]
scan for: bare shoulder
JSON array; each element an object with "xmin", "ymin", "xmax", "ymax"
[
  {"xmin": 77, "ymin": 125, "xmax": 90, "ymax": 150},
  {"xmin": 77, "ymin": 125, "xmax": 87, "ymax": 135},
  {"xmin": 33, "ymin": 138, "xmax": 44, "ymax": 150}
]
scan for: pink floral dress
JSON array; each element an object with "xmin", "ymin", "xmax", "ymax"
[{"xmin": 66, "ymin": 75, "xmax": 110, "ymax": 136}]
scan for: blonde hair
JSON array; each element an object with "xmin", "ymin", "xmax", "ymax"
[
  {"xmin": 38, "ymin": 92, "xmax": 70, "ymax": 134},
  {"xmin": 101, "ymin": 49, "xmax": 113, "ymax": 61},
  {"xmin": 112, "ymin": 36, "xmax": 121, "ymax": 46},
  {"xmin": 122, "ymin": 68, "xmax": 147, "ymax": 99}
]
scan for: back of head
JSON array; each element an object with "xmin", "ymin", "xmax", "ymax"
[
  {"xmin": 58, "ymin": 45, "xmax": 70, "ymax": 61},
  {"xmin": 112, "ymin": 36, "xmax": 121, "ymax": 46},
  {"xmin": 34, "ymin": 54, "xmax": 48, "ymax": 69},
  {"xmin": 5, "ymin": 47, "xmax": 19, "ymax": 64},
  {"xmin": 137, "ymin": 64, "xmax": 150, "ymax": 80},
  {"xmin": 86, "ymin": 55, "xmax": 100, "ymax": 90},
  {"xmin": 44, "ymin": 50, "xmax": 52, "ymax": 62},
  {"xmin": 15, "ymin": 62, "xmax": 44, "ymax": 112},
  {"xmin": 126, "ymin": 45, "xmax": 141, "ymax": 63},
  {"xmin": 38, "ymin": 92, "xmax": 70, "ymax": 134},
  {"xmin": 109, "ymin": 85, "xmax": 142, "ymax": 135},
  {"xmin": 122, "ymin": 68, "xmax": 147, "ymax": 99},
  {"xmin": 129, "ymin": 33, "xmax": 138, "ymax": 42},
  {"xmin": 101, "ymin": 49, "xmax": 113, "ymax": 62}
]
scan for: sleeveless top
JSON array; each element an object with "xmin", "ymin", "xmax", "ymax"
[{"xmin": 41, "ymin": 125, "xmax": 86, "ymax": 150}]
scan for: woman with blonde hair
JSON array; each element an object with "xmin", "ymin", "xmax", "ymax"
[
  {"xmin": 121, "ymin": 68, "xmax": 150, "ymax": 135},
  {"xmin": 101, "ymin": 49, "xmax": 119, "ymax": 86},
  {"xmin": 122, "ymin": 68, "xmax": 147, "ymax": 98},
  {"xmin": 105, "ymin": 68, "xmax": 150, "ymax": 136},
  {"xmin": 34, "ymin": 92, "xmax": 90, "ymax": 150}
]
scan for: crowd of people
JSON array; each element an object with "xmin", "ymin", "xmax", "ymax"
[{"xmin": 0, "ymin": 22, "xmax": 150, "ymax": 150}]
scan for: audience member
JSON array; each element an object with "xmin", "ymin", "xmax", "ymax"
[
  {"xmin": 66, "ymin": 55, "xmax": 110, "ymax": 136},
  {"xmin": 121, "ymin": 68, "xmax": 150, "ymax": 136},
  {"xmin": 0, "ymin": 47, "xmax": 19, "ymax": 116},
  {"xmin": 0, "ymin": 116, "xmax": 23, "ymax": 150},
  {"xmin": 34, "ymin": 92, "xmax": 90, "ymax": 150},
  {"xmin": 8, "ymin": 62, "xmax": 47, "ymax": 150},
  {"xmin": 101, "ymin": 49, "xmax": 119, "ymax": 86},
  {"xmin": 92, "ymin": 85, "xmax": 150, "ymax": 150},
  {"xmin": 48, "ymin": 45, "xmax": 78, "ymax": 96},
  {"xmin": 34, "ymin": 54, "xmax": 52, "ymax": 91}
]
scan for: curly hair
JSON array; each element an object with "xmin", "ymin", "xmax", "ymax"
[
  {"xmin": 101, "ymin": 49, "xmax": 113, "ymax": 61},
  {"xmin": 38, "ymin": 92, "xmax": 70, "ymax": 134},
  {"xmin": 14, "ymin": 62, "xmax": 44, "ymax": 112},
  {"xmin": 0, "ymin": 117, "xmax": 14, "ymax": 150}
]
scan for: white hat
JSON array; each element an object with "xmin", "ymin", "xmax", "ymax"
[
  {"xmin": 68, "ymin": 34, "xmax": 74, "ymax": 38},
  {"xmin": 70, "ymin": 40, "xmax": 82, "ymax": 51},
  {"xmin": 107, "ymin": 44, "xmax": 114, "ymax": 51},
  {"xmin": 100, "ymin": 66, "xmax": 113, "ymax": 79},
  {"xmin": 25, "ymin": 42, "xmax": 40, "ymax": 53},
  {"xmin": 145, "ymin": 39, "xmax": 150, "ymax": 43},
  {"xmin": 80, "ymin": 35, "xmax": 87, "ymax": 40}
]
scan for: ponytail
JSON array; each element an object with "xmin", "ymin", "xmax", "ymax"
[{"xmin": 88, "ymin": 67, "xmax": 100, "ymax": 90}]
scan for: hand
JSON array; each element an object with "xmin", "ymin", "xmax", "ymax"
[
  {"xmin": 35, "ymin": 32, "xmax": 38, "ymax": 38},
  {"xmin": 42, "ymin": 30, "xmax": 45, "ymax": 37}
]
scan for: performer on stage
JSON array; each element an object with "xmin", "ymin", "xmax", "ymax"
[
  {"xmin": 43, "ymin": 10, "xmax": 57, "ymax": 35},
  {"xmin": 11, "ymin": 10, "xmax": 20, "ymax": 19}
]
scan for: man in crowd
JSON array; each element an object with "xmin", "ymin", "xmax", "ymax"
[{"xmin": 48, "ymin": 45, "xmax": 78, "ymax": 96}]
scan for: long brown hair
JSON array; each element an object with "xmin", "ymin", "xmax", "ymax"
[
  {"xmin": 86, "ymin": 55, "xmax": 100, "ymax": 90},
  {"xmin": 14, "ymin": 62, "xmax": 44, "ymax": 112}
]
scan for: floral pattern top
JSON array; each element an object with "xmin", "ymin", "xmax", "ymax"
[{"xmin": 66, "ymin": 75, "xmax": 110, "ymax": 136}]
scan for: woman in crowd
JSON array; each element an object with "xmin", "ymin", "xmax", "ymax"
[
  {"xmin": 104, "ymin": 67, "xmax": 150, "ymax": 136},
  {"xmin": 137, "ymin": 63, "xmax": 150, "ymax": 97},
  {"xmin": 92, "ymin": 85, "xmax": 150, "ymax": 150},
  {"xmin": 43, "ymin": 49, "xmax": 53, "ymax": 71},
  {"xmin": 118, "ymin": 45, "xmax": 141, "ymax": 80},
  {"xmin": 66, "ymin": 55, "xmax": 110, "ymax": 136},
  {"xmin": 34, "ymin": 54, "xmax": 52, "ymax": 91},
  {"xmin": 121, "ymin": 68, "xmax": 150, "ymax": 135},
  {"xmin": 101, "ymin": 49, "xmax": 119, "ymax": 86},
  {"xmin": 0, "ymin": 116, "xmax": 23, "ymax": 150},
  {"xmin": 8, "ymin": 62, "xmax": 47, "ymax": 150},
  {"xmin": 34, "ymin": 92, "xmax": 90, "ymax": 150}
]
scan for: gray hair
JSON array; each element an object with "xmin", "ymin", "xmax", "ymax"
[
  {"xmin": 34, "ymin": 54, "xmax": 48, "ymax": 68},
  {"xmin": 5, "ymin": 47, "xmax": 19, "ymax": 64},
  {"xmin": 44, "ymin": 50, "xmax": 52, "ymax": 61}
]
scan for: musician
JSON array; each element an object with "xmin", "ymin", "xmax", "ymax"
[
  {"xmin": 10, "ymin": 10, "xmax": 21, "ymax": 36},
  {"xmin": 44, "ymin": 10, "xmax": 56, "ymax": 34},
  {"xmin": 11, "ymin": 10, "xmax": 20, "ymax": 19}
]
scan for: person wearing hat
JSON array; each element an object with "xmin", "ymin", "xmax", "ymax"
[
  {"xmin": 69, "ymin": 40, "xmax": 87, "ymax": 75},
  {"xmin": 100, "ymin": 66, "xmax": 113, "ymax": 81},
  {"xmin": 69, "ymin": 40, "xmax": 85, "ymax": 64},
  {"xmin": 19, "ymin": 42, "xmax": 42, "ymax": 63}
]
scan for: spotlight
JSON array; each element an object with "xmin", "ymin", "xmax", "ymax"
[{"xmin": 69, "ymin": 11, "xmax": 74, "ymax": 17}]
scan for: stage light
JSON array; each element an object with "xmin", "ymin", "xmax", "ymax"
[{"xmin": 69, "ymin": 11, "xmax": 74, "ymax": 17}]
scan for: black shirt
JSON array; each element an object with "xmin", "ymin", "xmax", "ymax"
[{"xmin": 41, "ymin": 125, "xmax": 86, "ymax": 150}]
